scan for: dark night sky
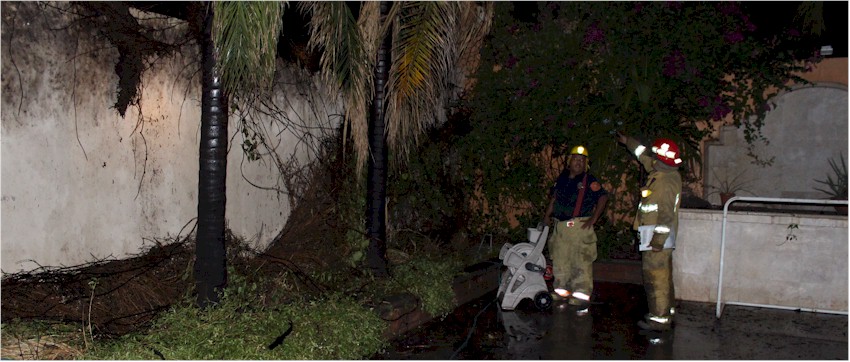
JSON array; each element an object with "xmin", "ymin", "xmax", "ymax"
[
  {"xmin": 129, "ymin": 1, "xmax": 848, "ymax": 58},
  {"xmin": 512, "ymin": 1, "xmax": 848, "ymax": 58},
  {"xmin": 743, "ymin": 1, "xmax": 848, "ymax": 57}
]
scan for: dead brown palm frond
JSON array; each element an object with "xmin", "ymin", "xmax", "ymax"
[
  {"xmin": 300, "ymin": 1, "xmax": 378, "ymax": 175},
  {"xmin": 212, "ymin": 1, "xmax": 286, "ymax": 104}
]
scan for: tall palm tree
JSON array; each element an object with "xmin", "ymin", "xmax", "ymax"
[
  {"xmin": 300, "ymin": 1, "xmax": 493, "ymax": 277},
  {"xmin": 193, "ymin": 2, "xmax": 284, "ymax": 307},
  {"xmin": 193, "ymin": 4, "xmax": 229, "ymax": 308},
  {"xmin": 202, "ymin": 1, "xmax": 492, "ymax": 283},
  {"xmin": 365, "ymin": 1, "xmax": 392, "ymax": 277}
]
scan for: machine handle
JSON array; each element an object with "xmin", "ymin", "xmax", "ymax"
[{"xmin": 524, "ymin": 262, "xmax": 544, "ymax": 273}]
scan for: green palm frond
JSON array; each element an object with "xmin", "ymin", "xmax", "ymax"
[
  {"xmin": 212, "ymin": 1, "xmax": 286, "ymax": 102},
  {"xmin": 386, "ymin": 2, "xmax": 492, "ymax": 161},
  {"xmin": 386, "ymin": 2, "xmax": 453, "ymax": 155},
  {"xmin": 794, "ymin": 1, "xmax": 825, "ymax": 37},
  {"xmin": 814, "ymin": 154, "xmax": 848, "ymax": 199},
  {"xmin": 301, "ymin": 1, "xmax": 492, "ymax": 173}
]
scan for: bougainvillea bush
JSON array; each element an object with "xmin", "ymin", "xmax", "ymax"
[{"xmin": 445, "ymin": 1, "xmax": 819, "ymax": 233}]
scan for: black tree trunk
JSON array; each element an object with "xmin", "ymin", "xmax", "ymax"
[
  {"xmin": 365, "ymin": 1, "xmax": 391, "ymax": 278},
  {"xmin": 194, "ymin": 8, "xmax": 229, "ymax": 308}
]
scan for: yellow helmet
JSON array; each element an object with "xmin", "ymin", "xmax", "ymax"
[
  {"xmin": 570, "ymin": 145, "xmax": 589, "ymax": 157},
  {"xmin": 568, "ymin": 145, "xmax": 590, "ymax": 171}
]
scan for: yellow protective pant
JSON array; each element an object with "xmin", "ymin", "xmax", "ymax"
[
  {"xmin": 641, "ymin": 248, "xmax": 675, "ymax": 321},
  {"xmin": 549, "ymin": 217, "xmax": 597, "ymax": 298}
]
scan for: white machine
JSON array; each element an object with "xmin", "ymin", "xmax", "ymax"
[{"xmin": 496, "ymin": 224, "xmax": 553, "ymax": 311}]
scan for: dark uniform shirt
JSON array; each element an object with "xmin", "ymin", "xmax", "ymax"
[{"xmin": 550, "ymin": 171, "xmax": 607, "ymax": 221}]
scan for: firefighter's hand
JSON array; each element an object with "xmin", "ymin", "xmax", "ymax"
[
  {"xmin": 615, "ymin": 131, "xmax": 627, "ymax": 144},
  {"xmin": 544, "ymin": 215, "xmax": 552, "ymax": 227},
  {"xmin": 649, "ymin": 232, "xmax": 667, "ymax": 250},
  {"xmin": 581, "ymin": 218, "xmax": 595, "ymax": 229}
]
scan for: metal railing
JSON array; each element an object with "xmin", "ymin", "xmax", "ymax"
[{"xmin": 716, "ymin": 196, "xmax": 848, "ymax": 318}]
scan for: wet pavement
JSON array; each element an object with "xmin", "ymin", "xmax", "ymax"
[{"xmin": 374, "ymin": 281, "xmax": 848, "ymax": 360}]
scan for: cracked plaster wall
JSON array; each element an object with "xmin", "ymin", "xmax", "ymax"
[
  {"xmin": 704, "ymin": 84, "xmax": 848, "ymax": 207},
  {"xmin": 1, "ymin": 2, "xmax": 342, "ymax": 272}
]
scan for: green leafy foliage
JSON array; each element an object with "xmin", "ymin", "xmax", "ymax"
[
  {"xmin": 450, "ymin": 1, "xmax": 816, "ymax": 232},
  {"xmin": 391, "ymin": 257, "xmax": 462, "ymax": 317},
  {"xmin": 80, "ymin": 269, "xmax": 386, "ymax": 360}
]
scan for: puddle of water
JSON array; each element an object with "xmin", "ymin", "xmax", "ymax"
[
  {"xmin": 375, "ymin": 281, "xmax": 653, "ymax": 359},
  {"xmin": 375, "ymin": 281, "xmax": 848, "ymax": 360}
]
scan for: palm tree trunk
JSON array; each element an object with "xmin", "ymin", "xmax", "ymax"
[
  {"xmin": 194, "ymin": 7, "xmax": 229, "ymax": 308},
  {"xmin": 365, "ymin": 1, "xmax": 391, "ymax": 278}
]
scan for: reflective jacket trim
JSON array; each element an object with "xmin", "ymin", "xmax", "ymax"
[
  {"xmin": 640, "ymin": 203, "xmax": 658, "ymax": 213},
  {"xmin": 634, "ymin": 145, "xmax": 646, "ymax": 158}
]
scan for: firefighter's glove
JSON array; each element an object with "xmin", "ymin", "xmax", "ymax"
[{"xmin": 650, "ymin": 232, "xmax": 667, "ymax": 250}]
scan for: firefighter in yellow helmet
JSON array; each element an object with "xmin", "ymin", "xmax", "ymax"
[
  {"xmin": 616, "ymin": 132, "xmax": 682, "ymax": 332},
  {"xmin": 544, "ymin": 145, "xmax": 609, "ymax": 311}
]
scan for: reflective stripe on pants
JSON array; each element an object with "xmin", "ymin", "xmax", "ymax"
[{"xmin": 549, "ymin": 217, "xmax": 597, "ymax": 298}]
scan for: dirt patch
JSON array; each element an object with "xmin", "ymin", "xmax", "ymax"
[{"xmin": 1, "ymin": 169, "xmax": 348, "ymax": 343}]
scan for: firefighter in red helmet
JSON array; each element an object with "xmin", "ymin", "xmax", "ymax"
[{"xmin": 616, "ymin": 132, "xmax": 682, "ymax": 332}]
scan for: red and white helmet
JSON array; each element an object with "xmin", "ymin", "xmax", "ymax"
[{"xmin": 651, "ymin": 138, "xmax": 682, "ymax": 167}]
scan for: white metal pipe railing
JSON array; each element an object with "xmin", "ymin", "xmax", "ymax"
[{"xmin": 716, "ymin": 196, "xmax": 848, "ymax": 318}]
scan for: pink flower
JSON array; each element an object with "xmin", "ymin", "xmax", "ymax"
[
  {"xmin": 633, "ymin": 2, "xmax": 644, "ymax": 13},
  {"xmin": 711, "ymin": 103, "xmax": 732, "ymax": 121},
  {"xmin": 505, "ymin": 56, "xmax": 518, "ymax": 69},
  {"xmin": 718, "ymin": 2, "xmax": 739, "ymax": 15},
  {"xmin": 664, "ymin": 1, "xmax": 682, "ymax": 10},
  {"xmin": 583, "ymin": 22, "xmax": 605, "ymax": 46},
  {"xmin": 746, "ymin": 22, "xmax": 757, "ymax": 32},
  {"xmin": 663, "ymin": 50, "xmax": 686, "ymax": 77},
  {"xmin": 724, "ymin": 31, "xmax": 744, "ymax": 44}
]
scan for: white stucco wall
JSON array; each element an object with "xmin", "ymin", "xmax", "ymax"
[
  {"xmin": 676, "ymin": 208, "xmax": 848, "ymax": 313},
  {"xmin": 1, "ymin": 3, "xmax": 341, "ymax": 272},
  {"xmin": 704, "ymin": 84, "xmax": 849, "ymax": 206}
]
